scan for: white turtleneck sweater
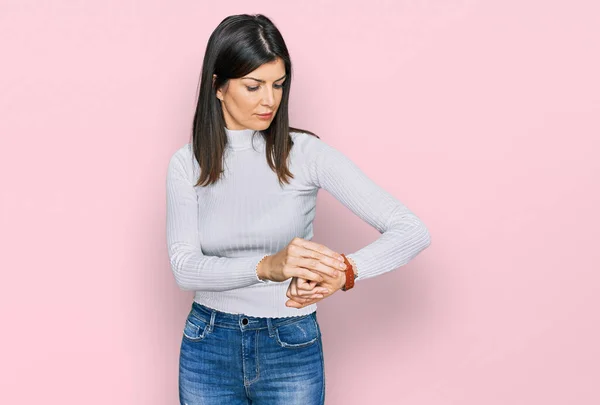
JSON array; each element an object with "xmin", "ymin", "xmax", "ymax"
[{"xmin": 165, "ymin": 127, "xmax": 431, "ymax": 318}]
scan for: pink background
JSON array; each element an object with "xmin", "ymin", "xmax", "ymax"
[{"xmin": 1, "ymin": 1, "xmax": 599, "ymax": 403}]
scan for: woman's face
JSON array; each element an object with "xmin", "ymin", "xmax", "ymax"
[{"xmin": 215, "ymin": 58, "xmax": 286, "ymax": 131}]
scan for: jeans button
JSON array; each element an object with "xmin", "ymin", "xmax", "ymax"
[{"xmin": 242, "ymin": 318, "xmax": 248, "ymax": 325}]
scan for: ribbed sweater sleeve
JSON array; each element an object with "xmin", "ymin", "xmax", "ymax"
[
  {"xmin": 307, "ymin": 139, "xmax": 431, "ymax": 281},
  {"xmin": 165, "ymin": 151, "xmax": 270, "ymax": 292}
]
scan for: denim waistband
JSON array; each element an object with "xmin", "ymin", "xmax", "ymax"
[{"xmin": 190, "ymin": 301, "xmax": 317, "ymax": 331}]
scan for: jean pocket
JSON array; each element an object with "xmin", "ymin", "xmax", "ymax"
[
  {"xmin": 274, "ymin": 313, "xmax": 320, "ymax": 349},
  {"xmin": 182, "ymin": 313, "xmax": 210, "ymax": 342}
]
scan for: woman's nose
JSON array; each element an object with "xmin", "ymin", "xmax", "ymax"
[{"xmin": 261, "ymin": 87, "xmax": 276, "ymax": 106}]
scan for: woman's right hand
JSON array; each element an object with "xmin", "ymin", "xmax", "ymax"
[{"xmin": 257, "ymin": 237, "xmax": 347, "ymax": 283}]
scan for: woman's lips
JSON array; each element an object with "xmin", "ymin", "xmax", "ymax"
[{"xmin": 256, "ymin": 112, "xmax": 273, "ymax": 120}]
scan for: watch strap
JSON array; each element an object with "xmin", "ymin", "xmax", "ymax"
[{"xmin": 340, "ymin": 254, "xmax": 356, "ymax": 291}]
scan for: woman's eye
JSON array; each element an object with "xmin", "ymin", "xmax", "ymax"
[{"xmin": 246, "ymin": 83, "xmax": 285, "ymax": 92}]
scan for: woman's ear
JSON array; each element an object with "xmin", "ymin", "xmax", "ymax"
[{"xmin": 213, "ymin": 74, "xmax": 223, "ymax": 101}]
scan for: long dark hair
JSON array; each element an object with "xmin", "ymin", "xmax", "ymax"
[{"xmin": 191, "ymin": 14, "xmax": 318, "ymax": 187}]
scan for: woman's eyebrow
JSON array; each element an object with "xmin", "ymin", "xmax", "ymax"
[{"xmin": 242, "ymin": 74, "xmax": 287, "ymax": 83}]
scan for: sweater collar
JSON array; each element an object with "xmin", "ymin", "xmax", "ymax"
[{"xmin": 225, "ymin": 127, "xmax": 261, "ymax": 150}]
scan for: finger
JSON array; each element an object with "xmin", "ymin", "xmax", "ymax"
[
  {"xmin": 300, "ymin": 278, "xmax": 323, "ymax": 291},
  {"xmin": 288, "ymin": 243, "xmax": 345, "ymax": 278},
  {"xmin": 289, "ymin": 287, "xmax": 323, "ymax": 302},
  {"xmin": 296, "ymin": 288, "xmax": 322, "ymax": 298},
  {"xmin": 298, "ymin": 292, "xmax": 324, "ymax": 303},
  {"xmin": 288, "ymin": 256, "xmax": 341, "ymax": 279},
  {"xmin": 290, "ymin": 284, "xmax": 319, "ymax": 298},
  {"xmin": 291, "ymin": 267, "xmax": 324, "ymax": 283},
  {"xmin": 287, "ymin": 279, "xmax": 304, "ymax": 300},
  {"xmin": 289, "ymin": 248, "xmax": 347, "ymax": 278},
  {"xmin": 292, "ymin": 238, "xmax": 345, "ymax": 262},
  {"xmin": 297, "ymin": 277, "xmax": 329, "ymax": 294},
  {"xmin": 296, "ymin": 277, "xmax": 315, "ymax": 291},
  {"xmin": 286, "ymin": 295, "xmax": 322, "ymax": 308},
  {"xmin": 287, "ymin": 295, "xmax": 309, "ymax": 306},
  {"xmin": 286, "ymin": 298, "xmax": 311, "ymax": 308},
  {"xmin": 286, "ymin": 299, "xmax": 302, "ymax": 308},
  {"xmin": 286, "ymin": 278, "xmax": 297, "ymax": 300}
]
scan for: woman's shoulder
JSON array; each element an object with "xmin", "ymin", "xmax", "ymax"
[
  {"xmin": 173, "ymin": 142, "xmax": 193, "ymax": 156},
  {"xmin": 290, "ymin": 129, "xmax": 345, "ymax": 165},
  {"xmin": 289, "ymin": 130, "xmax": 328, "ymax": 155},
  {"xmin": 289, "ymin": 129, "xmax": 319, "ymax": 141},
  {"xmin": 167, "ymin": 143, "xmax": 198, "ymax": 177},
  {"xmin": 169, "ymin": 143, "xmax": 192, "ymax": 165}
]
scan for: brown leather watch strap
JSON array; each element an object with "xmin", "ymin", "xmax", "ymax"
[{"xmin": 340, "ymin": 254, "xmax": 356, "ymax": 291}]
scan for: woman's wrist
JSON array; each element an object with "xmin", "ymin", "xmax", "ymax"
[{"xmin": 256, "ymin": 255, "xmax": 271, "ymax": 281}]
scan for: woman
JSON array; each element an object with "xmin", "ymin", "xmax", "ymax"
[{"xmin": 166, "ymin": 14, "xmax": 431, "ymax": 404}]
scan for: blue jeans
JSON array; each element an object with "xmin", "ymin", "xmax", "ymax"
[{"xmin": 179, "ymin": 301, "xmax": 326, "ymax": 404}]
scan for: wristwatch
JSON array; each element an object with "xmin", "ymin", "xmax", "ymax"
[{"xmin": 340, "ymin": 254, "xmax": 358, "ymax": 291}]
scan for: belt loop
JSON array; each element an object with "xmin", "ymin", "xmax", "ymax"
[
  {"xmin": 208, "ymin": 310, "xmax": 216, "ymax": 332},
  {"xmin": 267, "ymin": 318, "xmax": 275, "ymax": 337}
]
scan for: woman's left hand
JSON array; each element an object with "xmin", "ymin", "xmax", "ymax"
[{"xmin": 285, "ymin": 268, "xmax": 346, "ymax": 309}]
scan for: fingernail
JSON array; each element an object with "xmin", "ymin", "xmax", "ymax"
[{"xmin": 339, "ymin": 262, "xmax": 346, "ymax": 268}]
